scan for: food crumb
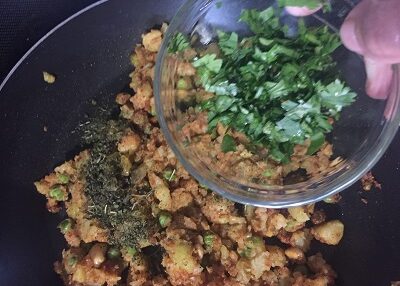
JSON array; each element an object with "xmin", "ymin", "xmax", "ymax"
[
  {"xmin": 361, "ymin": 171, "xmax": 382, "ymax": 192},
  {"xmin": 360, "ymin": 198, "xmax": 368, "ymax": 205},
  {"xmin": 323, "ymin": 193, "xmax": 342, "ymax": 204},
  {"xmin": 43, "ymin": 71, "xmax": 56, "ymax": 84}
]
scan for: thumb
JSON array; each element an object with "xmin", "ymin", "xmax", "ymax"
[
  {"xmin": 364, "ymin": 58, "xmax": 393, "ymax": 100},
  {"xmin": 284, "ymin": 5, "xmax": 322, "ymax": 17}
]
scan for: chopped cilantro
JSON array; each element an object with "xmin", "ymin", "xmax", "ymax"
[
  {"xmin": 239, "ymin": 8, "xmax": 279, "ymax": 34},
  {"xmin": 217, "ymin": 31, "xmax": 238, "ymax": 55},
  {"xmin": 221, "ymin": 134, "xmax": 237, "ymax": 153},
  {"xmin": 193, "ymin": 54, "xmax": 223, "ymax": 73},
  {"xmin": 168, "ymin": 32, "xmax": 190, "ymax": 53},
  {"xmin": 307, "ymin": 132, "xmax": 325, "ymax": 155},
  {"xmin": 192, "ymin": 54, "xmax": 223, "ymax": 86},
  {"xmin": 190, "ymin": 7, "xmax": 357, "ymax": 162}
]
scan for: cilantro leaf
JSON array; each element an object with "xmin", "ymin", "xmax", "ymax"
[
  {"xmin": 240, "ymin": 8, "xmax": 279, "ymax": 34},
  {"xmin": 319, "ymin": 79, "xmax": 357, "ymax": 117},
  {"xmin": 168, "ymin": 33, "xmax": 190, "ymax": 53},
  {"xmin": 265, "ymin": 80, "xmax": 290, "ymax": 99},
  {"xmin": 259, "ymin": 37, "xmax": 274, "ymax": 46},
  {"xmin": 269, "ymin": 144, "xmax": 291, "ymax": 163},
  {"xmin": 193, "ymin": 54, "xmax": 223, "ymax": 86},
  {"xmin": 307, "ymin": 132, "xmax": 325, "ymax": 155},
  {"xmin": 277, "ymin": 117, "xmax": 305, "ymax": 140},
  {"xmin": 217, "ymin": 31, "xmax": 239, "ymax": 55},
  {"xmin": 221, "ymin": 134, "xmax": 237, "ymax": 153},
  {"xmin": 193, "ymin": 54, "xmax": 223, "ymax": 73},
  {"xmin": 205, "ymin": 81, "xmax": 238, "ymax": 96},
  {"xmin": 214, "ymin": 95, "xmax": 236, "ymax": 113},
  {"xmin": 283, "ymin": 99, "xmax": 320, "ymax": 120},
  {"xmin": 315, "ymin": 115, "xmax": 332, "ymax": 132}
]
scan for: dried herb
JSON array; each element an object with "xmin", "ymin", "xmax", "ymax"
[{"xmin": 82, "ymin": 118, "xmax": 158, "ymax": 248}]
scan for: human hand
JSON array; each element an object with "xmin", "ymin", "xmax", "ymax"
[
  {"xmin": 286, "ymin": 0, "xmax": 400, "ymax": 100},
  {"xmin": 340, "ymin": 0, "xmax": 400, "ymax": 99}
]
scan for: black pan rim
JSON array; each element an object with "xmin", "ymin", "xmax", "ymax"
[{"xmin": 0, "ymin": 0, "xmax": 110, "ymax": 93}]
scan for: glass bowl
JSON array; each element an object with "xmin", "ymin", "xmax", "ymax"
[{"xmin": 154, "ymin": 0, "xmax": 400, "ymax": 207}]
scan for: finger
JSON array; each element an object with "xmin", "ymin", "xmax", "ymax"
[
  {"xmin": 383, "ymin": 66, "xmax": 399, "ymax": 120},
  {"xmin": 340, "ymin": 15, "xmax": 363, "ymax": 55},
  {"xmin": 364, "ymin": 58, "xmax": 393, "ymax": 100},
  {"xmin": 284, "ymin": 5, "xmax": 322, "ymax": 17}
]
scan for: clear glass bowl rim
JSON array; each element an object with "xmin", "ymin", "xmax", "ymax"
[{"xmin": 154, "ymin": 0, "xmax": 400, "ymax": 207}]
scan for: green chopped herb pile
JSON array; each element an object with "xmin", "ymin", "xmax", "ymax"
[
  {"xmin": 169, "ymin": 7, "xmax": 356, "ymax": 163},
  {"xmin": 82, "ymin": 119, "xmax": 158, "ymax": 248}
]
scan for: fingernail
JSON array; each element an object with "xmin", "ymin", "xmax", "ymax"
[{"xmin": 285, "ymin": 5, "xmax": 322, "ymax": 17}]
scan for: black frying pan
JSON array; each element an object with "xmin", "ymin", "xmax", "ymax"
[{"xmin": 0, "ymin": 0, "xmax": 399, "ymax": 285}]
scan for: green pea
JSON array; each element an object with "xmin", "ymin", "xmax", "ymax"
[
  {"xmin": 163, "ymin": 169, "xmax": 176, "ymax": 181},
  {"xmin": 67, "ymin": 255, "xmax": 78, "ymax": 267},
  {"xmin": 150, "ymin": 105, "xmax": 157, "ymax": 116},
  {"xmin": 203, "ymin": 232, "xmax": 215, "ymax": 247},
  {"xmin": 159, "ymin": 211, "xmax": 172, "ymax": 228},
  {"xmin": 58, "ymin": 219, "xmax": 73, "ymax": 234},
  {"xmin": 241, "ymin": 236, "xmax": 264, "ymax": 258},
  {"xmin": 130, "ymin": 54, "xmax": 138, "ymax": 66},
  {"xmin": 324, "ymin": 197, "xmax": 334, "ymax": 203},
  {"xmin": 127, "ymin": 246, "xmax": 137, "ymax": 256},
  {"xmin": 49, "ymin": 186, "xmax": 65, "ymax": 201},
  {"xmin": 107, "ymin": 247, "xmax": 121, "ymax": 260},
  {"xmin": 177, "ymin": 78, "xmax": 188, "ymax": 90},
  {"xmin": 241, "ymin": 246, "xmax": 253, "ymax": 258},
  {"xmin": 199, "ymin": 183, "xmax": 209, "ymax": 190},
  {"xmin": 323, "ymin": 194, "xmax": 341, "ymax": 204},
  {"xmin": 262, "ymin": 169, "xmax": 274, "ymax": 177},
  {"xmin": 58, "ymin": 174, "xmax": 69, "ymax": 184}
]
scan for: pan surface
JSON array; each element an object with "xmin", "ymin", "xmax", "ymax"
[{"xmin": 0, "ymin": 0, "xmax": 399, "ymax": 285}]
